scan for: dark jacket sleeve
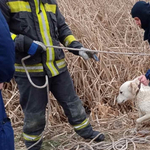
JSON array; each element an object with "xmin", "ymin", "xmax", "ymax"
[
  {"xmin": 0, "ymin": 10, "xmax": 15, "ymax": 83},
  {"xmin": 13, "ymin": 34, "xmax": 33, "ymax": 53},
  {"xmin": 145, "ymin": 69, "xmax": 150, "ymax": 80},
  {"xmin": 13, "ymin": 34, "xmax": 44, "ymax": 54},
  {"xmin": 55, "ymin": 2, "xmax": 83, "ymax": 55}
]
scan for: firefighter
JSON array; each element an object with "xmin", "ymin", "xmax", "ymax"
[
  {"xmin": 0, "ymin": 0, "xmax": 105, "ymax": 149},
  {"xmin": 0, "ymin": 10, "xmax": 15, "ymax": 150}
]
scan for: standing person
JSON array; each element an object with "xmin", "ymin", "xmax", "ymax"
[
  {"xmin": 0, "ymin": 10, "xmax": 15, "ymax": 150},
  {"xmin": 131, "ymin": 1, "xmax": 150, "ymax": 86},
  {"xmin": 0, "ymin": 0, "xmax": 105, "ymax": 149}
]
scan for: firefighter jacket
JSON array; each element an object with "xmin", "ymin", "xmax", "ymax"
[{"xmin": 0, "ymin": 0, "xmax": 82, "ymax": 77}]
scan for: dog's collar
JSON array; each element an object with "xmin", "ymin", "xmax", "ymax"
[{"xmin": 136, "ymin": 82, "xmax": 141, "ymax": 95}]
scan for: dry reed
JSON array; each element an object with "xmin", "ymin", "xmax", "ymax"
[{"xmin": 2, "ymin": 0, "xmax": 150, "ymax": 149}]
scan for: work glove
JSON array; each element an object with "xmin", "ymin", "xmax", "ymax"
[
  {"xmin": 33, "ymin": 41, "xmax": 46, "ymax": 51},
  {"xmin": 79, "ymin": 47, "xmax": 99, "ymax": 61}
]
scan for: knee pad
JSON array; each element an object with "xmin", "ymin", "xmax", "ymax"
[
  {"xmin": 66, "ymin": 98, "xmax": 87, "ymax": 124},
  {"xmin": 23, "ymin": 111, "xmax": 45, "ymax": 134}
]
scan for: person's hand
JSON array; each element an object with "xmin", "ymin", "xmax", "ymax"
[
  {"xmin": 28, "ymin": 41, "xmax": 46, "ymax": 56},
  {"xmin": 0, "ymin": 83, "xmax": 3, "ymax": 90},
  {"xmin": 33, "ymin": 41, "xmax": 46, "ymax": 51},
  {"xmin": 138, "ymin": 75, "xmax": 149, "ymax": 86},
  {"xmin": 79, "ymin": 47, "xmax": 99, "ymax": 61}
]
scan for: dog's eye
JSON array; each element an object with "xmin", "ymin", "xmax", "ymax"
[{"xmin": 120, "ymin": 91, "xmax": 123, "ymax": 94}]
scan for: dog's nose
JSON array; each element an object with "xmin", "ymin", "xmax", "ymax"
[{"xmin": 116, "ymin": 96, "xmax": 122, "ymax": 104}]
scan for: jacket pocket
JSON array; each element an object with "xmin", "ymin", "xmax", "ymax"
[
  {"xmin": 52, "ymin": 40, "xmax": 65, "ymax": 60},
  {"xmin": 49, "ymin": 13, "xmax": 59, "ymax": 39},
  {"xmin": 19, "ymin": 12, "xmax": 30, "ymax": 33},
  {"xmin": 54, "ymin": 48, "xmax": 65, "ymax": 60}
]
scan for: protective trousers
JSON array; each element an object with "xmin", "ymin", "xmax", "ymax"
[
  {"xmin": 0, "ymin": 90, "xmax": 14, "ymax": 150},
  {"xmin": 15, "ymin": 70, "xmax": 94, "ymax": 150}
]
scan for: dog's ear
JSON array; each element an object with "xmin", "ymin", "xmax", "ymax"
[{"xmin": 129, "ymin": 82, "xmax": 139, "ymax": 95}]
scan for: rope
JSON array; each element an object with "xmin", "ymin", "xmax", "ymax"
[
  {"xmin": 67, "ymin": 130, "xmax": 150, "ymax": 150},
  {"xmin": 21, "ymin": 56, "xmax": 48, "ymax": 89},
  {"xmin": 46, "ymin": 45, "xmax": 150, "ymax": 56}
]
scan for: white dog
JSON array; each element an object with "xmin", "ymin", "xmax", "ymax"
[{"xmin": 117, "ymin": 77, "xmax": 150, "ymax": 124}]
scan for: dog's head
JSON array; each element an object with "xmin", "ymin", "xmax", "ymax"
[{"xmin": 117, "ymin": 78, "xmax": 140, "ymax": 104}]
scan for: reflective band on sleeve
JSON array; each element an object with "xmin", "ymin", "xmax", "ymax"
[
  {"xmin": 11, "ymin": 34, "xmax": 17, "ymax": 40},
  {"xmin": 64, "ymin": 35, "xmax": 76, "ymax": 47},
  {"xmin": 73, "ymin": 119, "xmax": 89, "ymax": 130},
  {"xmin": 15, "ymin": 63, "xmax": 44, "ymax": 72},
  {"xmin": 23, "ymin": 133, "xmax": 41, "ymax": 141},
  {"xmin": 56, "ymin": 59, "xmax": 66, "ymax": 69},
  {"xmin": 44, "ymin": 4, "xmax": 56, "ymax": 14},
  {"xmin": 7, "ymin": 1, "xmax": 31, "ymax": 13}
]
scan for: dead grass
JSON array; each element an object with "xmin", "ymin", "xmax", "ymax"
[{"xmin": 2, "ymin": 0, "xmax": 150, "ymax": 149}]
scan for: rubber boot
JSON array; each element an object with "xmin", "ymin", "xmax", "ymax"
[{"xmin": 87, "ymin": 130, "xmax": 105, "ymax": 142}]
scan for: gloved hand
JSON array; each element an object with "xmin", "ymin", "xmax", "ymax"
[
  {"xmin": 27, "ymin": 40, "xmax": 46, "ymax": 56},
  {"xmin": 79, "ymin": 47, "xmax": 99, "ymax": 61},
  {"xmin": 33, "ymin": 41, "xmax": 46, "ymax": 51}
]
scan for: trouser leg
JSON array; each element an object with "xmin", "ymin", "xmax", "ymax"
[
  {"xmin": 15, "ymin": 76, "xmax": 48, "ymax": 150},
  {"xmin": 50, "ymin": 70, "xmax": 95, "ymax": 139}
]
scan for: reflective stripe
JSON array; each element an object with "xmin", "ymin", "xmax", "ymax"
[
  {"xmin": 7, "ymin": 1, "xmax": 31, "ymax": 13},
  {"xmin": 56, "ymin": 59, "xmax": 66, "ymax": 69},
  {"xmin": 11, "ymin": 34, "xmax": 17, "ymax": 40},
  {"xmin": 64, "ymin": 35, "xmax": 76, "ymax": 47},
  {"xmin": 73, "ymin": 119, "xmax": 89, "ymax": 130},
  {"xmin": 34, "ymin": 0, "xmax": 59, "ymax": 76},
  {"xmin": 23, "ymin": 133, "xmax": 41, "ymax": 141},
  {"xmin": 15, "ymin": 63, "xmax": 44, "ymax": 72},
  {"xmin": 44, "ymin": 4, "xmax": 56, "ymax": 14}
]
